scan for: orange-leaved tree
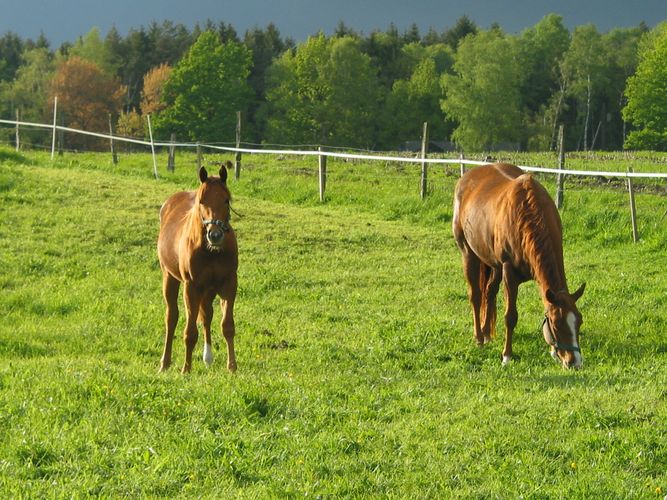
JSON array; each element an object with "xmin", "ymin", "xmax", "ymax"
[
  {"xmin": 141, "ymin": 63, "xmax": 172, "ymax": 116},
  {"xmin": 49, "ymin": 56, "xmax": 126, "ymax": 150}
]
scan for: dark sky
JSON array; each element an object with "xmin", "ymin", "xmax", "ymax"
[{"xmin": 1, "ymin": 0, "xmax": 665, "ymax": 46}]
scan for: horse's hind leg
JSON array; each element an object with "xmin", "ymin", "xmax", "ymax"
[
  {"xmin": 160, "ymin": 272, "xmax": 180, "ymax": 372},
  {"xmin": 199, "ymin": 292, "xmax": 215, "ymax": 367},
  {"xmin": 481, "ymin": 266, "xmax": 502, "ymax": 344},
  {"xmin": 461, "ymin": 246, "xmax": 485, "ymax": 345},
  {"xmin": 220, "ymin": 275, "xmax": 238, "ymax": 372}
]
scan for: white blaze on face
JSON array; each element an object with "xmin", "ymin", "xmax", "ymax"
[
  {"xmin": 566, "ymin": 311, "xmax": 582, "ymax": 368},
  {"xmin": 203, "ymin": 342, "xmax": 213, "ymax": 366}
]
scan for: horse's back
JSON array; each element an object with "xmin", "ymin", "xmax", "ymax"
[
  {"xmin": 160, "ymin": 191, "xmax": 195, "ymax": 225},
  {"xmin": 453, "ymin": 164, "xmax": 532, "ymax": 263}
]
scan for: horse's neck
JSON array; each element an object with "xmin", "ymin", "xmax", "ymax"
[
  {"xmin": 185, "ymin": 206, "xmax": 204, "ymax": 249},
  {"xmin": 526, "ymin": 235, "xmax": 567, "ymax": 303}
]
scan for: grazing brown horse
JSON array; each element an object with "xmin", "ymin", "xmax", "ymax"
[
  {"xmin": 157, "ymin": 162, "xmax": 238, "ymax": 373},
  {"xmin": 452, "ymin": 163, "xmax": 585, "ymax": 369}
]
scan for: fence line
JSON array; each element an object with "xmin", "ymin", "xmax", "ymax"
[{"xmin": 2, "ymin": 117, "xmax": 667, "ymax": 180}]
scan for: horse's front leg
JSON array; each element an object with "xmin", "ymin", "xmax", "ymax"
[
  {"xmin": 182, "ymin": 281, "xmax": 203, "ymax": 374},
  {"xmin": 160, "ymin": 272, "xmax": 180, "ymax": 372},
  {"xmin": 220, "ymin": 274, "xmax": 238, "ymax": 372},
  {"xmin": 502, "ymin": 263, "xmax": 519, "ymax": 365},
  {"xmin": 199, "ymin": 292, "xmax": 215, "ymax": 367}
]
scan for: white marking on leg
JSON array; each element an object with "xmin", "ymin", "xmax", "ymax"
[
  {"xmin": 203, "ymin": 342, "xmax": 213, "ymax": 366},
  {"xmin": 502, "ymin": 355, "xmax": 511, "ymax": 366}
]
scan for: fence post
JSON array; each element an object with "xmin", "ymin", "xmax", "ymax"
[
  {"xmin": 318, "ymin": 146, "xmax": 327, "ymax": 202},
  {"xmin": 196, "ymin": 143, "xmax": 202, "ymax": 171},
  {"xmin": 420, "ymin": 122, "xmax": 429, "ymax": 199},
  {"xmin": 235, "ymin": 111, "xmax": 242, "ymax": 180},
  {"xmin": 15, "ymin": 109, "xmax": 20, "ymax": 152},
  {"xmin": 50, "ymin": 96, "xmax": 58, "ymax": 160},
  {"xmin": 108, "ymin": 113, "xmax": 118, "ymax": 165},
  {"xmin": 556, "ymin": 124, "xmax": 565, "ymax": 209},
  {"xmin": 627, "ymin": 168, "xmax": 639, "ymax": 243},
  {"xmin": 459, "ymin": 152, "xmax": 465, "ymax": 177},
  {"xmin": 57, "ymin": 114, "xmax": 64, "ymax": 156},
  {"xmin": 146, "ymin": 114, "xmax": 159, "ymax": 180},
  {"xmin": 167, "ymin": 133, "xmax": 176, "ymax": 172}
]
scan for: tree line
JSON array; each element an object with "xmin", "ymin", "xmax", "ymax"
[{"xmin": 1, "ymin": 15, "xmax": 665, "ymax": 152}]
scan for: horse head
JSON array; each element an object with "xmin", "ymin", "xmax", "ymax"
[
  {"xmin": 543, "ymin": 283, "xmax": 586, "ymax": 369},
  {"xmin": 195, "ymin": 162, "xmax": 232, "ymax": 251}
]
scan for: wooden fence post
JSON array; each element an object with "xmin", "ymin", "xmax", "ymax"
[
  {"xmin": 108, "ymin": 113, "xmax": 118, "ymax": 165},
  {"xmin": 167, "ymin": 133, "xmax": 176, "ymax": 172},
  {"xmin": 555, "ymin": 124, "xmax": 565, "ymax": 209},
  {"xmin": 627, "ymin": 168, "xmax": 639, "ymax": 243},
  {"xmin": 318, "ymin": 146, "xmax": 327, "ymax": 202},
  {"xmin": 14, "ymin": 109, "xmax": 20, "ymax": 152},
  {"xmin": 459, "ymin": 152, "xmax": 465, "ymax": 177},
  {"xmin": 57, "ymin": 114, "xmax": 64, "ymax": 156},
  {"xmin": 146, "ymin": 114, "xmax": 159, "ymax": 180},
  {"xmin": 235, "ymin": 111, "xmax": 242, "ymax": 180},
  {"xmin": 196, "ymin": 143, "xmax": 202, "ymax": 171},
  {"xmin": 420, "ymin": 122, "xmax": 429, "ymax": 199},
  {"xmin": 50, "ymin": 96, "xmax": 57, "ymax": 160}
]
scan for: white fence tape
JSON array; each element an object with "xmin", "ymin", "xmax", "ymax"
[{"xmin": 2, "ymin": 118, "xmax": 666, "ymax": 179}]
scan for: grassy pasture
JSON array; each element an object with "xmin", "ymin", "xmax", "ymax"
[{"xmin": 0, "ymin": 147, "xmax": 665, "ymax": 497}]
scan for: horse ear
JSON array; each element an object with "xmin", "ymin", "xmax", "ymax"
[
  {"xmin": 571, "ymin": 283, "xmax": 586, "ymax": 302},
  {"xmin": 199, "ymin": 167, "xmax": 208, "ymax": 183},
  {"xmin": 219, "ymin": 163, "xmax": 228, "ymax": 184},
  {"xmin": 546, "ymin": 289, "xmax": 560, "ymax": 305}
]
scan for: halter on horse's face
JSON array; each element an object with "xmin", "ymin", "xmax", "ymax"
[
  {"xmin": 543, "ymin": 284, "xmax": 586, "ymax": 369},
  {"xmin": 197, "ymin": 166, "xmax": 231, "ymax": 251}
]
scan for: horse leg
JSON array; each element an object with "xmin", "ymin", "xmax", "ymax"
[
  {"xmin": 461, "ymin": 248, "xmax": 485, "ymax": 345},
  {"xmin": 199, "ymin": 292, "xmax": 215, "ymax": 367},
  {"xmin": 481, "ymin": 266, "xmax": 502, "ymax": 344},
  {"xmin": 220, "ymin": 275, "xmax": 238, "ymax": 372},
  {"xmin": 160, "ymin": 272, "xmax": 180, "ymax": 372},
  {"xmin": 181, "ymin": 282, "xmax": 203, "ymax": 374},
  {"xmin": 501, "ymin": 263, "xmax": 520, "ymax": 365}
]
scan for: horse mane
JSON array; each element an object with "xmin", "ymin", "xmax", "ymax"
[{"xmin": 512, "ymin": 175, "xmax": 566, "ymax": 293}]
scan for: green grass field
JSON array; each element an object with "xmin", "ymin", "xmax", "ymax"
[{"xmin": 0, "ymin": 146, "xmax": 665, "ymax": 497}]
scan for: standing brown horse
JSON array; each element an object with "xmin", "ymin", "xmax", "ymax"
[
  {"xmin": 452, "ymin": 163, "xmax": 585, "ymax": 369},
  {"xmin": 157, "ymin": 162, "xmax": 238, "ymax": 373}
]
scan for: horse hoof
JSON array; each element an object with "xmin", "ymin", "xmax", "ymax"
[
  {"xmin": 501, "ymin": 355, "xmax": 512, "ymax": 366},
  {"xmin": 227, "ymin": 363, "xmax": 237, "ymax": 373}
]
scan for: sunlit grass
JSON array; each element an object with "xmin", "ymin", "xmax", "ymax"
[{"xmin": 0, "ymin": 147, "xmax": 665, "ymax": 496}]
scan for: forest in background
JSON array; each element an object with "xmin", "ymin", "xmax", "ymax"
[{"xmin": 0, "ymin": 15, "xmax": 666, "ymax": 152}]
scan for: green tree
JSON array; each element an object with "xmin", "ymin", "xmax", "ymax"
[
  {"xmin": 379, "ymin": 56, "xmax": 451, "ymax": 148},
  {"xmin": 441, "ymin": 29, "xmax": 523, "ymax": 151},
  {"xmin": 517, "ymin": 14, "xmax": 571, "ymax": 149},
  {"xmin": 244, "ymin": 23, "xmax": 288, "ymax": 141},
  {"xmin": 0, "ymin": 32, "xmax": 25, "ymax": 82},
  {"xmin": 442, "ymin": 16, "xmax": 478, "ymax": 50},
  {"xmin": 602, "ymin": 26, "xmax": 646, "ymax": 149},
  {"xmin": 2, "ymin": 48, "xmax": 54, "ymax": 120},
  {"xmin": 262, "ymin": 34, "xmax": 379, "ymax": 148},
  {"xmin": 69, "ymin": 27, "xmax": 120, "ymax": 76},
  {"xmin": 561, "ymin": 25, "xmax": 608, "ymax": 150},
  {"xmin": 156, "ymin": 31, "xmax": 253, "ymax": 142},
  {"xmin": 623, "ymin": 23, "xmax": 667, "ymax": 150}
]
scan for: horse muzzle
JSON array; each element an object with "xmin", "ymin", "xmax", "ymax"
[{"xmin": 206, "ymin": 228, "xmax": 225, "ymax": 249}]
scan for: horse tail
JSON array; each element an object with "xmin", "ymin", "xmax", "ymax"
[{"xmin": 478, "ymin": 264, "xmax": 497, "ymax": 338}]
